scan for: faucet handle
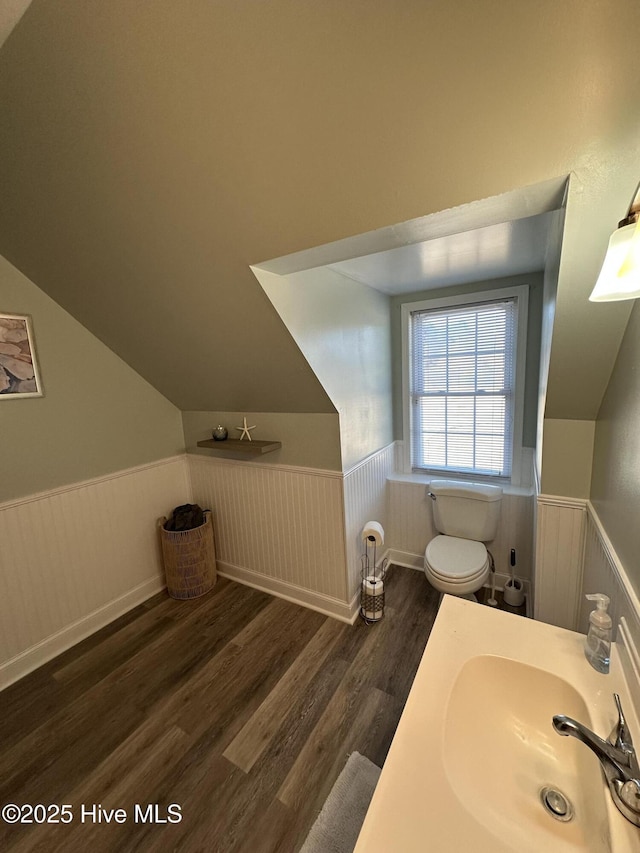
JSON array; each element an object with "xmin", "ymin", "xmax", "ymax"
[
  {"xmin": 611, "ymin": 694, "xmax": 635, "ymax": 757},
  {"xmin": 620, "ymin": 779, "xmax": 640, "ymax": 811}
]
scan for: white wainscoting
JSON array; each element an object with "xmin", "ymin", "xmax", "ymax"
[
  {"xmin": 387, "ymin": 479, "xmax": 431, "ymax": 570},
  {"xmin": 387, "ymin": 478, "xmax": 534, "ymax": 584},
  {"xmin": 534, "ymin": 495, "xmax": 587, "ymax": 630},
  {"xmin": 532, "ymin": 496, "xmax": 640, "ymax": 706},
  {"xmin": 188, "ymin": 454, "xmax": 352, "ymax": 621},
  {"xmin": 0, "ymin": 456, "xmax": 190, "ymax": 690},
  {"xmin": 0, "ymin": 443, "xmax": 397, "ymax": 689},
  {"xmin": 579, "ymin": 503, "xmax": 640, "ymax": 710},
  {"xmin": 343, "ymin": 444, "xmax": 396, "ymax": 602}
]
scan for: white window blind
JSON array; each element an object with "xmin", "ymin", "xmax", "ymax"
[{"xmin": 409, "ymin": 297, "xmax": 517, "ymax": 477}]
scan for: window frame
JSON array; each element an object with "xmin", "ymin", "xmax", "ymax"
[{"xmin": 401, "ymin": 285, "xmax": 529, "ymax": 485}]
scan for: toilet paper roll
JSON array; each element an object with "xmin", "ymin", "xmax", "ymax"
[
  {"xmin": 362, "ymin": 576, "xmax": 384, "ymax": 620},
  {"xmin": 361, "ymin": 521, "xmax": 384, "ymax": 547},
  {"xmin": 362, "ymin": 576, "xmax": 384, "ymax": 596}
]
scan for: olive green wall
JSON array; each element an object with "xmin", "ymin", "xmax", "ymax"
[
  {"xmin": 257, "ymin": 266, "xmax": 393, "ymax": 472},
  {"xmin": 183, "ymin": 411, "xmax": 342, "ymax": 471},
  {"xmin": 0, "ymin": 0, "xmax": 638, "ymax": 429},
  {"xmin": 591, "ymin": 302, "xmax": 640, "ymax": 597},
  {"xmin": 0, "ymin": 255, "xmax": 185, "ymax": 502},
  {"xmin": 541, "ymin": 419, "xmax": 595, "ymax": 499}
]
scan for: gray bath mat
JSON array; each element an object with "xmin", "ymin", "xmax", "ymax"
[{"xmin": 299, "ymin": 751, "xmax": 381, "ymax": 853}]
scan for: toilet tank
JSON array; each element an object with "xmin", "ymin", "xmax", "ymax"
[{"xmin": 429, "ymin": 479, "xmax": 502, "ymax": 542}]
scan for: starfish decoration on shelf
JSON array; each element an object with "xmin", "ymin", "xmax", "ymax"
[{"xmin": 236, "ymin": 416, "xmax": 256, "ymax": 441}]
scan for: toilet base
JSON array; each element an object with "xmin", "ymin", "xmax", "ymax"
[
  {"xmin": 432, "ymin": 586, "xmax": 480, "ymax": 605},
  {"xmin": 460, "ymin": 591, "xmax": 479, "ymax": 602}
]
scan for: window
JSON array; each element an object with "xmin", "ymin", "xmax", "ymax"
[{"xmin": 402, "ymin": 286, "xmax": 528, "ymax": 481}]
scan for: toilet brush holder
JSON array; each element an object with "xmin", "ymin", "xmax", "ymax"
[{"xmin": 503, "ymin": 577, "xmax": 525, "ymax": 607}]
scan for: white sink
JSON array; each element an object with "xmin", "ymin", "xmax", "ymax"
[
  {"xmin": 444, "ymin": 655, "xmax": 610, "ymax": 851},
  {"xmin": 354, "ymin": 596, "xmax": 640, "ymax": 853}
]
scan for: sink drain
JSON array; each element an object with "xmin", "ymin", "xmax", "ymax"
[{"xmin": 540, "ymin": 786, "xmax": 574, "ymax": 822}]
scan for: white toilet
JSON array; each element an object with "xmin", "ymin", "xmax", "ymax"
[{"xmin": 424, "ymin": 479, "xmax": 502, "ymax": 600}]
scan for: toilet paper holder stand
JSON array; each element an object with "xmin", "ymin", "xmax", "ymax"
[{"xmin": 360, "ymin": 536, "xmax": 388, "ymax": 624}]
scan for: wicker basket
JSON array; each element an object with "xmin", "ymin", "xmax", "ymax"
[{"xmin": 159, "ymin": 510, "xmax": 217, "ymax": 600}]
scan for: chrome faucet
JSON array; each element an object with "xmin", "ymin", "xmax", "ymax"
[{"xmin": 552, "ymin": 693, "xmax": 640, "ymax": 826}]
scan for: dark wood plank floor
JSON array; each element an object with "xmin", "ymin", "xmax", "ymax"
[{"xmin": 0, "ymin": 565, "xmax": 439, "ymax": 853}]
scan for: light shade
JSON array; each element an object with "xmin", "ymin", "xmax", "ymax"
[{"xmin": 589, "ymin": 220, "xmax": 640, "ymax": 302}]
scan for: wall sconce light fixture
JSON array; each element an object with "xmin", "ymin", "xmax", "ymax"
[{"xmin": 589, "ymin": 181, "xmax": 640, "ymax": 302}]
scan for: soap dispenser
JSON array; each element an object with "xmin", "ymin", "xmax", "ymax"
[{"xmin": 584, "ymin": 593, "xmax": 612, "ymax": 674}]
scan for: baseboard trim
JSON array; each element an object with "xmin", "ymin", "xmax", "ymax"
[
  {"xmin": 217, "ymin": 561, "xmax": 356, "ymax": 624},
  {"xmin": 387, "ymin": 549, "xmax": 424, "ymax": 571},
  {"xmin": 0, "ymin": 575, "xmax": 165, "ymax": 692},
  {"xmin": 347, "ymin": 589, "xmax": 361, "ymax": 624}
]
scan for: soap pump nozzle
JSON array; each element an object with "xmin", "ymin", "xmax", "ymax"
[{"xmin": 586, "ymin": 593, "xmax": 611, "ymax": 626}]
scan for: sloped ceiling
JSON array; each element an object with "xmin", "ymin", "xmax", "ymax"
[
  {"xmin": 0, "ymin": 1, "xmax": 32, "ymax": 49},
  {"xmin": 326, "ymin": 213, "xmax": 553, "ymax": 295},
  {"xmin": 0, "ymin": 0, "xmax": 639, "ymax": 415}
]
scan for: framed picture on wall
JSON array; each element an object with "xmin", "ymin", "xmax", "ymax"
[{"xmin": 0, "ymin": 313, "xmax": 43, "ymax": 399}]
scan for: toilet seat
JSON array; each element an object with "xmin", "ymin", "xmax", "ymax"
[
  {"xmin": 427, "ymin": 564, "xmax": 487, "ymax": 585},
  {"xmin": 425, "ymin": 535, "xmax": 488, "ymax": 580}
]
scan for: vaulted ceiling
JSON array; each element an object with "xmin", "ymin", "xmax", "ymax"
[
  {"xmin": 0, "ymin": 1, "xmax": 32, "ymax": 50},
  {"xmin": 1, "ymin": 0, "xmax": 639, "ymax": 416}
]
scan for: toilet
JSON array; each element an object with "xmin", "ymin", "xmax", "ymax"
[{"xmin": 424, "ymin": 479, "xmax": 502, "ymax": 601}]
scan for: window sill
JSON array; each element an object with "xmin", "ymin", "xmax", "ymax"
[{"xmin": 386, "ymin": 471, "xmax": 534, "ymax": 497}]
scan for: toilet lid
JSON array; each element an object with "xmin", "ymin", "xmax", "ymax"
[{"xmin": 425, "ymin": 535, "xmax": 488, "ymax": 580}]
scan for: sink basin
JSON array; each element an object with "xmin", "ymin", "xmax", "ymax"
[
  {"xmin": 443, "ymin": 655, "xmax": 611, "ymax": 852},
  {"xmin": 354, "ymin": 596, "xmax": 640, "ymax": 853}
]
